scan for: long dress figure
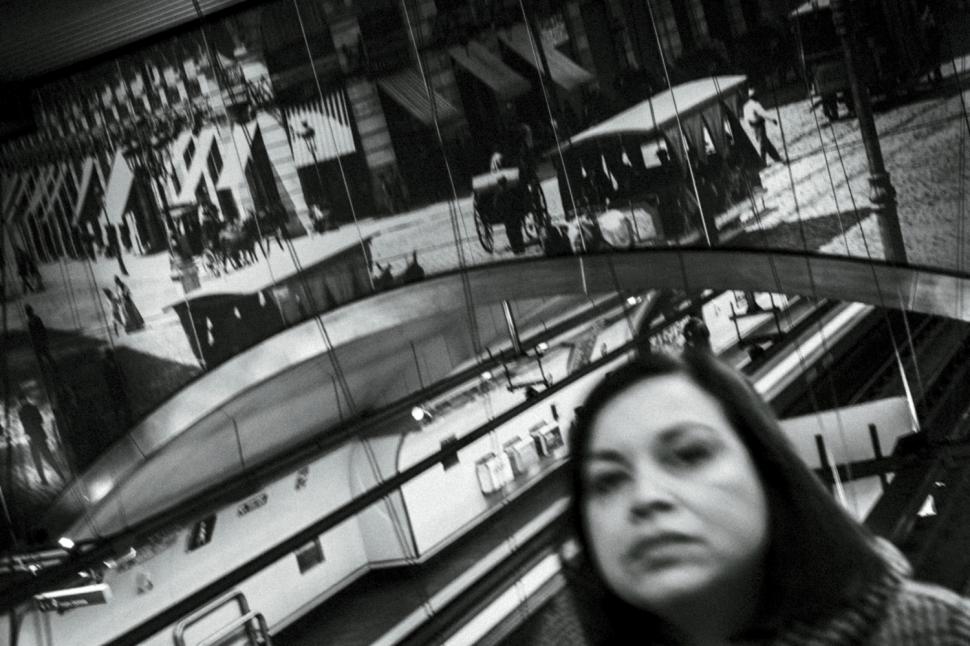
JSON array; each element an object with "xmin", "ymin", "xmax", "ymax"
[
  {"xmin": 103, "ymin": 288, "xmax": 125, "ymax": 335},
  {"xmin": 115, "ymin": 276, "xmax": 144, "ymax": 332}
]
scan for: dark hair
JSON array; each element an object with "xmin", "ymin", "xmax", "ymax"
[{"xmin": 565, "ymin": 350, "xmax": 887, "ymax": 644}]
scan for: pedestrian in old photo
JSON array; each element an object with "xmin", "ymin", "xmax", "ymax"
[
  {"xmin": 25, "ymin": 305, "xmax": 55, "ymax": 370},
  {"xmin": 743, "ymin": 87, "xmax": 786, "ymax": 165},
  {"xmin": 18, "ymin": 392, "xmax": 64, "ymax": 486},
  {"xmin": 103, "ymin": 287, "xmax": 125, "ymax": 335},
  {"xmin": 120, "ymin": 216, "xmax": 133, "ymax": 254},
  {"xmin": 115, "ymin": 276, "xmax": 144, "ymax": 332},
  {"xmin": 15, "ymin": 245, "xmax": 36, "ymax": 294}
]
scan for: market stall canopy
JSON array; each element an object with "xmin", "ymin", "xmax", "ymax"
[
  {"xmin": 499, "ymin": 23, "xmax": 593, "ymax": 92},
  {"xmin": 71, "ymin": 158, "xmax": 96, "ymax": 226},
  {"xmin": 285, "ymin": 89, "xmax": 356, "ymax": 168},
  {"xmin": 377, "ymin": 68, "xmax": 459, "ymax": 127},
  {"xmin": 103, "ymin": 149, "xmax": 136, "ymax": 225},
  {"xmin": 790, "ymin": 0, "xmax": 832, "ymax": 17},
  {"xmin": 448, "ymin": 41, "xmax": 531, "ymax": 100},
  {"xmin": 562, "ymin": 76, "xmax": 747, "ymax": 149}
]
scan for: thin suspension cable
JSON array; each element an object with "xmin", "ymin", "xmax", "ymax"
[
  {"xmin": 763, "ymin": 11, "xmax": 880, "ymax": 472},
  {"xmin": 652, "ymin": 0, "xmax": 850, "ymax": 501},
  {"xmin": 190, "ymin": 0, "xmax": 357, "ymax": 409},
  {"xmin": 960, "ymin": 114, "xmax": 968, "ymax": 278},
  {"xmin": 291, "ymin": 0, "xmax": 374, "ymax": 292},
  {"xmin": 786, "ymin": 0, "xmax": 923, "ymax": 435},
  {"xmin": 644, "ymin": 0, "xmax": 711, "ymax": 246},
  {"xmin": 400, "ymin": 0, "xmax": 485, "ymax": 355},
  {"xmin": 0, "ymin": 217, "xmax": 21, "ymax": 548},
  {"xmin": 940, "ymin": 23, "xmax": 970, "ymax": 138},
  {"xmin": 769, "ymin": 25, "xmax": 879, "ymax": 498},
  {"xmin": 515, "ymin": 0, "xmax": 587, "ymax": 257},
  {"xmin": 954, "ymin": 54, "xmax": 969, "ymax": 320},
  {"xmin": 103, "ymin": 52, "xmax": 208, "ymax": 369}
]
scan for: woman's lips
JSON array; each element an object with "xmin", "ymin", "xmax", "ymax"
[{"xmin": 625, "ymin": 532, "xmax": 700, "ymax": 564}]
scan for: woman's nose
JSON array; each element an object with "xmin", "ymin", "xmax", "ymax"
[{"xmin": 628, "ymin": 476, "xmax": 675, "ymax": 519}]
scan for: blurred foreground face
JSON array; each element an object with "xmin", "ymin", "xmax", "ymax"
[{"xmin": 582, "ymin": 374, "xmax": 769, "ymax": 612}]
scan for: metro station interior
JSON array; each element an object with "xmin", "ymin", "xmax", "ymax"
[{"xmin": 2, "ymin": 0, "xmax": 970, "ymax": 644}]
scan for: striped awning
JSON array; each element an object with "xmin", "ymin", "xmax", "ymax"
[
  {"xmin": 1, "ymin": 172, "xmax": 27, "ymax": 223},
  {"xmin": 72, "ymin": 157, "xmax": 96, "ymax": 225},
  {"xmin": 285, "ymin": 90, "xmax": 356, "ymax": 169},
  {"xmin": 448, "ymin": 41, "xmax": 531, "ymax": 100},
  {"xmin": 171, "ymin": 130, "xmax": 194, "ymax": 181},
  {"xmin": 23, "ymin": 165, "xmax": 57, "ymax": 223},
  {"xmin": 377, "ymin": 68, "xmax": 459, "ymax": 127},
  {"xmin": 499, "ymin": 24, "xmax": 593, "ymax": 92},
  {"xmin": 177, "ymin": 126, "xmax": 217, "ymax": 204},
  {"xmin": 40, "ymin": 164, "xmax": 68, "ymax": 222},
  {"xmin": 216, "ymin": 121, "xmax": 258, "ymax": 191},
  {"xmin": 103, "ymin": 148, "xmax": 136, "ymax": 224}
]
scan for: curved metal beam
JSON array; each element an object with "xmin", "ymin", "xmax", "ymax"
[
  {"xmin": 49, "ymin": 247, "xmax": 970, "ymax": 538},
  {"xmin": 460, "ymin": 248, "xmax": 970, "ymax": 322}
]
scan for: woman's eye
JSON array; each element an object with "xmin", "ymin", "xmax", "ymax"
[
  {"xmin": 670, "ymin": 443, "xmax": 714, "ymax": 466},
  {"xmin": 587, "ymin": 471, "xmax": 626, "ymax": 495}
]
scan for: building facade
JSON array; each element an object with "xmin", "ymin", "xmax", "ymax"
[{"xmin": 1, "ymin": 0, "xmax": 788, "ymax": 271}]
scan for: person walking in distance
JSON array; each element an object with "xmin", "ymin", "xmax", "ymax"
[
  {"xmin": 25, "ymin": 306, "xmax": 56, "ymax": 370},
  {"xmin": 743, "ymin": 87, "xmax": 786, "ymax": 165},
  {"xmin": 15, "ymin": 246, "xmax": 37, "ymax": 293},
  {"xmin": 115, "ymin": 276, "xmax": 144, "ymax": 332},
  {"xmin": 18, "ymin": 393, "xmax": 64, "ymax": 486}
]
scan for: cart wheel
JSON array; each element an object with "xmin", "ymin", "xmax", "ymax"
[
  {"xmin": 523, "ymin": 181, "xmax": 549, "ymax": 243},
  {"xmin": 474, "ymin": 202, "xmax": 494, "ymax": 253},
  {"xmin": 521, "ymin": 212, "xmax": 540, "ymax": 242}
]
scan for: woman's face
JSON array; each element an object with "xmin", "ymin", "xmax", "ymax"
[{"xmin": 581, "ymin": 374, "xmax": 769, "ymax": 613}]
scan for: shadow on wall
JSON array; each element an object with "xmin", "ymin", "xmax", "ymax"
[{"xmin": 0, "ymin": 328, "xmax": 201, "ymax": 548}]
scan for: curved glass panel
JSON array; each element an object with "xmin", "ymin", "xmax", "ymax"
[{"xmin": 0, "ymin": 0, "xmax": 963, "ymax": 585}]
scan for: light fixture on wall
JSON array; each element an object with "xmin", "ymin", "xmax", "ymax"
[{"xmin": 411, "ymin": 405, "xmax": 433, "ymax": 422}]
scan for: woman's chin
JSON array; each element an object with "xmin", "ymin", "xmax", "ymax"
[{"xmin": 621, "ymin": 563, "xmax": 717, "ymax": 610}]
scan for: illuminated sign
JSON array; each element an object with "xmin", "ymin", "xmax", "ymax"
[
  {"xmin": 187, "ymin": 514, "xmax": 217, "ymax": 551},
  {"xmin": 34, "ymin": 583, "xmax": 112, "ymax": 612},
  {"xmin": 237, "ymin": 492, "xmax": 268, "ymax": 517}
]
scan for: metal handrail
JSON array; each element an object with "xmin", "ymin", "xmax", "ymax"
[
  {"xmin": 173, "ymin": 590, "xmax": 251, "ymax": 646},
  {"xmin": 196, "ymin": 610, "xmax": 272, "ymax": 646}
]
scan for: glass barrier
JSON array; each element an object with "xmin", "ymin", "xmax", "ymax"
[
  {"xmin": 2, "ymin": 285, "xmax": 891, "ymax": 646},
  {"xmin": 0, "ymin": 0, "xmax": 960, "ymax": 549}
]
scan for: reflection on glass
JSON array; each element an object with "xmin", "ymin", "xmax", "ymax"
[{"xmin": 0, "ymin": 0, "xmax": 963, "ymax": 554}]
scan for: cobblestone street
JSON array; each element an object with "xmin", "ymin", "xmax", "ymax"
[
  {"xmin": 739, "ymin": 59, "xmax": 970, "ymax": 268},
  {"xmin": 13, "ymin": 62, "xmax": 970, "ymax": 377}
]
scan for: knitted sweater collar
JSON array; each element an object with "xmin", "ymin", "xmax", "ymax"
[{"xmin": 771, "ymin": 539, "xmax": 909, "ymax": 646}]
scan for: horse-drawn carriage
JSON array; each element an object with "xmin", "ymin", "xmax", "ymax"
[
  {"xmin": 471, "ymin": 167, "xmax": 550, "ymax": 253},
  {"xmin": 790, "ymin": 0, "xmax": 938, "ymax": 121},
  {"xmin": 548, "ymin": 75, "xmax": 764, "ymax": 251}
]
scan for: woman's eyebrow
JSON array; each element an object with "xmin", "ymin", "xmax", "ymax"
[
  {"xmin": 584, "ymin": 449, "xmax": 629, "ymax": 465},
  {"xmin": 656, "ymin": 423, "xmax": 717, "ymax": 443}
]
